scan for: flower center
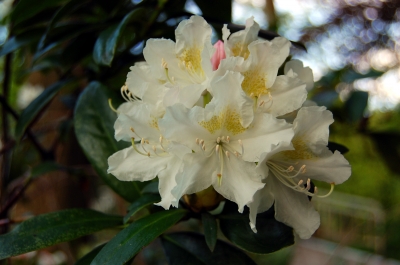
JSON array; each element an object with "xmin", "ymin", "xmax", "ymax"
[
  {"xmin": 195, "ymin": 136, "xmax": 244, "ymax": 186},
  {"xmin": 242, "ymin": 69, "xmax": 269, "ymax": 97},
  {"xmin": 178, "ymin": 46, "xmax": 205, "ymax": 82},
  {"xmin": 231, "ymin": 42, "xmax": 250, "ymax": 59},
  {"xmin": 281, "ymin": 138, "xmax": 316, "ymax": 160},
  {"xmin": 198, "ymin": 107, "xmax": 247, "ymax": 135}
]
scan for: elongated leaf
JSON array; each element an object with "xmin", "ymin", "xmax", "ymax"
[
  {"xmin": 124, "ymin": 193, "xmax": 160, "ymax": 224},
  {"xmin": 93, "ymin": 8, "xmax": 144, "ymax": 66},
  {"xmin": 38, "ymin": 0, "xmax": 90, "ymax": 49},
  {"xmin": 0, "ymin": 28, "xmax": 45, "ymax": 57},
  {"xmin": 15, "ymin": 80, "xmax": 70, "ymax": 141},
  {"xmin": 10, "ymin": 0, "xmax": 68, "ymax": 26},
  {"xmin": 219, "ymin": 202, "xmax": 294, "ymax": 254},
  {"xmin": 162, "ymin": 232, "xmax": 257, "ymax": 265},
  {"xmin": 74, "ymin": 81, "xmax": 144, "ymax": 202},
  {"xmin": 0, "ymin": 209, "xmax": 122, "ymax": 259},
  {"xmin": 201, "ymin": 213, "xmax": 217, "ymax": 252},
  {"xmin": 91, "ymin": 209, "xmax": 187, "ymax": 265},
  {"xmin": 75, "ymin": 244, "xmax": 106, "ymax": 265}
]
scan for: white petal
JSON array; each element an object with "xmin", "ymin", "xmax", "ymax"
[
  {"xmin": 107, "ymin": 147, "xmax": 169, "ymax": 182},
  {"xmin": 296, "ymin": 149, "xmax": 351, "ymax": 184},
  {"xmin": 293, "ymin": 106, "xmax": 333, "ymax": 151},
  {"xmin": 155, "ymin": 155, "xmax": 184, "ymax": 209},
  {"xmin": 115, "ymin": 101, "xmax": 160, "ymax": 143},
  {"xmin": 171, "ymin": 153, "xmax": 217, "ymax": 207},
  {"xmin": 235, "ymin": 113, "xmax": 294, "ymax": 162},
  {"xmin": 261, "ymin": 74, "xmax": 307, "ymax": 117},
  {"xmin": 224, "ymin": 16, "xmax": 260, "ymax": 59},
  {"xmin": 213, "ymin": 154, "xmax": 265, "ymax": 213},
  {"xmin": 284, "ymin": 60, "xmax": 314, "ymax": 91},
  {"xmin": 271, "ymin": 175, "xmax": 320, "ymax": 239},
  {"xmin": 143, "ymin": 38, "xmax": 177, "ymax": 80},
  {"xmin": 163, "ymin": 83, "xmax": 205, "ymax": 109},
  {"xmin": 114, "ymin": 102, "xmax": 136, "ymax": 142},
  {"xmin": 247, "ymin": 178, "xmax": 274, "ymax": 232},
  {"xmin": 246, "ymin": 37, "xmax": 291, "ymax": 88}
]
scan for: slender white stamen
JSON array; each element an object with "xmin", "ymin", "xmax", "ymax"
[
  {"xmin": 217, "ymin": 137, "xmax": 221, "ymax": 144},
  {"xmin": 298, "ymin": 179, "xmax": 303, "ymax": 186},
  {"xmin": 108, "ymin": 99, "xmax": 119, "ymax": 113},
  {"xmin": 159, "ymin": 136, "xmax": 167, "ymax": 151},
  {"xmin": 234, "ymin": 151, "xmax": 239, "ymax": 157},
  {"xmin": 226, "ymin": 136, "xmax": 230, "ymax": 143},
  {"xmin": 225, "ymin": 151, "xmax": 230, "ymax": 159},
  {"xmin": 161, "ymin": 58, "xmax": 168, "ymax": 69},
  {"xmin": 130, "ymin": 127, "xmax": 141, "ymax": 138},
  {"xmin": 131, "ymin": 138, "xmax": 150, "ymax": 157},
  {"xmin": 196, "ymin": 138, "xmax": 200, "ymax": 145},
  {"xmin": 306, "ymin": 178, "xmax": 311, "ymax": 190}
]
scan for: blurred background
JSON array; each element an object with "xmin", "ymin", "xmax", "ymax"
[{"xmin": 1, "ymin": 0, "xmax": 400, "ymax": 264}]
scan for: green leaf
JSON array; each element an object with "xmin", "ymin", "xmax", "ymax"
[
  {"xmin": 0, "ymin": 209, "xmax": 122, "ymax": 259},
  {"xmin": 162, "ymin": 232, "xmax": 257, "ymax": 265},
  {"xmin": 10, "ymin": 0, "xmax": 68, "ymax": 26},
  {"xmin": 75, "ymin": 244, "xmax": 106, "ymax": 265},
  {"xmin": 219, "ymin": 202, "xmax": 294, "ymax": 254},
  {"xmin": 38, "ymin": 0, "xmax": 91, "ymax": 49},
  {"xmin": 74, "ymin": 81, "xmax": 144, "ymax": 202},
  {"xmin": 201, "ymin": 212, "xmax": 217, "ymax": 252},
  {"xmin": 141, "ymin": 181, "xmax": 159, "ymax": 194},
  {"xmin": 327, "ymin": 141, "xmax": 349, "ymax": 154},
  {"xmin": 91, "ymin": 209, "xmax": 187, "ymax": 265},
  {"xmin": 0, "ymin": 28, "xmax": 45, "ymax": 57},
  {"xmin": 344, "ymin": 91, "xmax": 369, "ymax": 123},
  {"xmin": 15, "ymin": 80, "xmax": 71, "ymax": 141},
  {"xmin": 93, "ymin": 8, "xmax": 144, "ymax": 66},
  {"xmin": 123, "ymin": 193, "xmax": 161, "ymax": 224}
]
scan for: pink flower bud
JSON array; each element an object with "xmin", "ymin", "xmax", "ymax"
[{"xmin": 211, "ymin": 40, "xmax": 226, "ymax": 70}]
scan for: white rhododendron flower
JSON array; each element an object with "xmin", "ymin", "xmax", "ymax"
[
  {"xmin": 107, "ymin": 15, "xmax": 351, "ymax": 239},
  {"xmin": 248, "ymin": 106, "xmax": 351, "ymax": 239},
  {"xmin": 159, "ymin": 71, "xmax": 294, "ymax": 211}
]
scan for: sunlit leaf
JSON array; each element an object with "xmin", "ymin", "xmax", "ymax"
[
  {"xmin": 201, "ymin": 212, "xmax": 217, "ymax": 252},
  {"xmin": 93, "ymin": 8, "xmax": 145, "ymax": 66},
  {"xmin": 0, "ymin": 209, "xmax": 122, "ymax": 259},
  {"xmin": 74, "ymin": 81, "xmax": 145, "ymax": 202},
  {"xmin": 162, "ymin": 232, "xmax": 257, "ymax": 265},
  {"xmin": 219, "ymin": 202, "xmax": 294, "ymax": 254},
  {"xmin": 91, "ymin": 209, "xmax": 187, "ymax": 265}
]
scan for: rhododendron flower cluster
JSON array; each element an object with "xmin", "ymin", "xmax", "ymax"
[{"xmin": 108, "ymin": 16, "xmax": 351, "ymax": 239}]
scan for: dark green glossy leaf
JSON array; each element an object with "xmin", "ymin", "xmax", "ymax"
[
  {"xmin": 93, "ymin": 8, "xmax": 144, "ymax": 66},
  {"xmin": 123, "ymin": 193, "xmax": 161, "ymax": 224},
  {"xmin": 0, "ymin": 28, "xmax": 44, "ymax": 57},
  {"xmin": 31, "ymin": 162, "xmax": 64, "ymax": 179},
  {"xmin": 15, "ymin": 80, "xmax": 71, "ymax": 141},
  {"xmin": 74, "ymin": 81, "xmax": 144, "ymax": 202},
  {"xmin": 162, "ymin": 232, "xmax": 257, "ymax": 265},
  {"xmin": 0, "ymin": 209, "xmax": 122, "ymax": 259},
  {"xmin": 75, "ymin": 244, "xmax": 106, "ymax": 265},
  {"xmin": 219, "ymin": 202, "xmax": 294, "ymax": 254},
  {"xmin": 201, "ymin": 213, "xmax": 217, "ymax": 252},
  {"xmin": 91, "ymin": 209, "xmax": 187, "ymax": 265},
  {"xmin": 141, "ymin": 181, "xmax": 159, "ymax": 194},
  {"xmin": 344, "ymin": 91, "xmax": 369, "ymax": 123},
  {"xmin": 327, "ymin": 141, "xmax": 349, "ymax": 154},
  {"xmin": 38, "ymin": 0, "xmax": 91, "ymax": 49},
  {"xmin": 11, "ymin": 0, "xmax": 68, "ymax": 26}
]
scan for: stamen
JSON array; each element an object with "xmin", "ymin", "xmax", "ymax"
[
  {"xmin": 226, "ymin": 136, "xmax": 230, "ymax": 143},
  {"xmin": 306, "ymin": 178, "xmax": 311, "ymax": 190},
  {"xmin": 161, "ymin": 58, "xmax": 168, "ymax": 69},
  {"xmin": 217, "ymin": 137, "xmax": 221, "ymax": 144},
  {"xmin": 234, "ymin": 151, "xmax": 239, "ymax": 157},
  {"xmin": 316, "ymin": 183, "xmax": 335, "ymax": 198},
  {"xmin": 217, "ymin": 173, "xmax": 222, "ymax": 186},
  {"xmin": 298, "ymin": 179, "xmax": 303, "ymax": 186},
  {"xmin": 159, "ymin": 136, "xmax": 167, "ymax": 151},
  {"xmin": 225, "ymin": 151, "xmax": 230, "ymax": 159},
  {"xmin": 108, "ymin": 98, "xmax": 119, "ymax": 113},
  {"xmin": 131, "ymin": 138, "xmax": 150, "ymax": 157},
  {"xmin": 216, "ymin": 145, "xmax": 220, "ymax": 153},
  {"xmin": 130, "ymin": 127, "xmax": 141, "ymax": 138},
  {"xmin": 196, "ymin": 138, "xmax": 200, "ymax": 145}
]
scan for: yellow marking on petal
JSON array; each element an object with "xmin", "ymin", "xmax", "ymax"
[
  {"xmin": 282, "ymin": 138, "xmax": 316, "ymax": 160},
  {"xmin": 231, "ymin": 42, "xmax": 250, "ymax": 59},
  {"xmin": 149, "ymin": 116, "xmax": 159, "ymax": 130},
  {"xmin": 242, "ymin": 69, "xmax": 269, "ymax": 97},
  {"xmin": 179, "ymin": 46, "xmax": 204, "ymax": 76},
  {"xmin": 199, "ymin": 107, "xmax": 246, "ymax": 135}
]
